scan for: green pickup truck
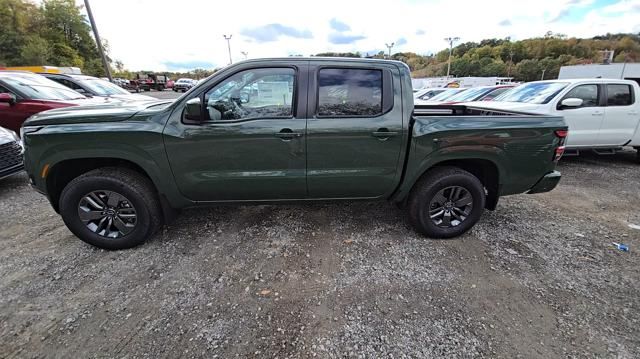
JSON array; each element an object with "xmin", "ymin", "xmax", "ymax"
[{"xmin": 21, "ymin": 58, "xmax": 567, "ymax": 249}]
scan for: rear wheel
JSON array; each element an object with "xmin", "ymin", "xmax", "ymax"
[
  {"xmin": 59, "ymin": 167, "xmax": 162, "ymax": 250},
  {"xmin": 408, "ymin": 166, "xmax": 486, "ymax": 238}
]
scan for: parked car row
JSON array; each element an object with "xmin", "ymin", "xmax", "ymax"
[
  {"xmin": 414, "ymin": 79, "xmax": 640, "ymax": 158},
  {"xmin": 0, "ymin": 70, "xmax": 155, "ymax": 133}
]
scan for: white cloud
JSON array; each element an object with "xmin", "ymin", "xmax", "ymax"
[{"xmin": 78, "ymin": 0, "xmax": 638, "ymax": 71}]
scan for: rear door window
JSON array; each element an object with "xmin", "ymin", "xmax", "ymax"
[
  {"xmin": 606, "ymin": 84, "xmax": 633, "ymax": 106},
  {"xmin": 317, "ymin": 68, "xmax": 382, "ymax": 117}
]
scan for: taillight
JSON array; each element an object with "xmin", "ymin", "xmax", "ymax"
[{"xmin": 553, "ymin": 129, "xmax": 568, "ymax": 162}]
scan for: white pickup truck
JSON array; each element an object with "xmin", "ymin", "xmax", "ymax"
[{"xmin": 468, "ymin": 78, "xmax": 640, "ymax": 160}]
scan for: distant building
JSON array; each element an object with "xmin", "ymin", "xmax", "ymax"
[{"xmin": 558, "ymin": 63, "xmax": 640, "ymax": 85}]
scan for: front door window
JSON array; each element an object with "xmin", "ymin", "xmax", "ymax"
[{"xmin": 204, "ymin": 68, "xmax": 295, "ymax": 122}]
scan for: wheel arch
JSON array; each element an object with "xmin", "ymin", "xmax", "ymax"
[
  {"xmin": 395, "ymin": 148, "xmax": 506, "ymax": 210},
  {"xmin": 45, "ymin": 157, "xmax": 180, "ymax": 222}
]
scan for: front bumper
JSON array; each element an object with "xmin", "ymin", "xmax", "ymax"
[
  {"xmin": 0, "ymin": 163, "xmax": 24, "ymax": 180},
  {"xmin": 527, "ymin": 170, "xmax": 561, "ymax": 194}
]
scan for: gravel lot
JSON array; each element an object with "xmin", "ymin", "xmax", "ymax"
[{"xmin": 1, "ymin": 142, "xmax": 639, "ymax": 357}]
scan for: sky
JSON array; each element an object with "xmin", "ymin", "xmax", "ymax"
[{"xmin": 79, "ymin": 0, "xmax": 640, "ymax": 72}]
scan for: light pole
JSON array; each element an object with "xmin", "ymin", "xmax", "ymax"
[
  {"xmin": 241, "ymin": 51, "xmax": 248, "ymax": 60},
  {"xmin": 444, "ymin": 36, "xmax": 460, "ymax": 78},
  {"xmin": 223, "ymin": 34, "xmax": 233, "ymax": 65},
  {"xmin": 541, "ymin": 68, "xmax": 547, "ymax": 80},
  {"xmin": 84, "ymin": 0, "xmax": 112, "ymax": 81},
  {"xmin": 385, "ymin": 42, "xmax": 394, "ymax": 59}
]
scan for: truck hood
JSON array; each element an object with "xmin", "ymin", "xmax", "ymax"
[
  {"xmin": 463, "ymin": 101, "xmax": 549, "ymax": 114},
  {"xmin": 23, "ymin": 99, "xmax": 173, "ymax": 127}
]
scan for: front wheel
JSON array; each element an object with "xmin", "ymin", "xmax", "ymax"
[
  {"xmin": 407, "ymin": 166, "xmax": 486, "ymax": 238},
  {"xmin": 59, "ymin": 167, "xmax": 163, "ymax": 249}
]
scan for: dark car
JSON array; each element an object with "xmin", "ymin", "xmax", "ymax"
[
  {"xmin": 40, "ymin": 73, "xmax": 154, "ymax": 101},
  {"xmin": 0, "ymin": 126, "xmax": 23, "ymax": 179},
  {"xmin": 0, "ymin": 71, "xmax": 97, "ymax": 133}
]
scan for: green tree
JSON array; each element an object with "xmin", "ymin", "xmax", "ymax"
[
  {"xmin": 515, "ymin": 59, "xmax": 541, "ymax": 82},
  {"xmin": 20, "ymin": 35, "xmax": 50, "ymax": 65}
]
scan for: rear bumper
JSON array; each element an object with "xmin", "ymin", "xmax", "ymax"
[{"xmin": 527, "ymin": 170, "xmax": 561, "ymax": 194}]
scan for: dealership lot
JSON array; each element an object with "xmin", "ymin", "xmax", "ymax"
[{"xmin": 0, "ymin": 150, "xmax": 638, "ymax": 358}]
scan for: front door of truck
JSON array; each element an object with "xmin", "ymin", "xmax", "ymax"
[
  {"xmin": 305, "ymin": 64, "xmax": 405, "ymax": 199},
  {"xmin": 163, "ymin": 65, "xmax": 308, "ymax": 201},
  {"xmin": 556, "ymin": 83, "xmax": 605, "ymax": 147}
]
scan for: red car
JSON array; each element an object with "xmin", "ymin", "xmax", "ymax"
[{"xmin": 0, "ymin": 71, "xmax": 97, "ymax": 133}]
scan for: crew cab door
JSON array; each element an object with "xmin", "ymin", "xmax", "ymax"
[
  {"xmin": 163, "ymin": 64, "xmax": 308, "ymax": 201},
  {"xmin": 305, "ymin": 63, "xmax": 404, "ymax": 199},
  {"xmin": 556, "ymin": 83, "xmax": 605, "ymax": 147},
  {"xmin": 599, "ymin": 83, "xmax": 640, "ymax": 146}
]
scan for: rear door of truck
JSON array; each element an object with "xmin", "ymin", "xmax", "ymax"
[
  {"xmin": 599, "ymin": 82, "xmax": 640, "ymax": 145},
  {"xmin": 305, "ymin": 60, "xmax": 406, "ymax": 198}
]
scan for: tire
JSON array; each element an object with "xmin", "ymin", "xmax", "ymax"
[
  {"xmin": 407, "ymin": 166, "xmax": 486, "ymax": 239},
  {"xmin": 59, "ymin": 167, "xmax": 162, "ymax": 250}
]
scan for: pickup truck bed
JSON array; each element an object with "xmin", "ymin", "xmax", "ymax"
[{"xmin": 21, "ymin": 58, "xmax": 567, "ymax": 249}]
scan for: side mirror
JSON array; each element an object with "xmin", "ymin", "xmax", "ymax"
[
  {"xmin": 560, "ymin": 98, "xmax": 583, "ymax": 109},
  {"xmin": 0, "ymin": 93, "xmax": 16, "ymax": 105},
  {"xmin": 240, "ymin": 92, "xmax": 250, "ymax": 104},
  {"xmin": 183, "ymin": 97, "xmax": 203, "ymax": 123}
]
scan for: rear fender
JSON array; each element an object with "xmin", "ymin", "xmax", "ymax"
[{"xmin": 392, "ymin": 145, "xmax": 507, "ymax": 203}]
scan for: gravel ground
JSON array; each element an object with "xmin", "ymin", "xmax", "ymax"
[{"xmin": 0, "ymin": 150, "xmax": 638, "ymax": 358}]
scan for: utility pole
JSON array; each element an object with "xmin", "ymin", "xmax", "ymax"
[
  {"xmin": 223, "ymin": 34, "xmax": 233, "ymax": 65},
  {"xmin": 444, "ymin": 36, "xmax": 460, "ymax": 78},
  {"xmin": 241, "ymin": 51, "xmax": 248, "ymax": 60},
  {"xmin": 385, "ymin": 42, "xmax": 394, "ymax": 59},
  {"xmin": 84, "ymin": 0, "xmax": 112, "ymax": 81}
]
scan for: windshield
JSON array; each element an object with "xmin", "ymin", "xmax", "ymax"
[
  {"xmin": 1, "ymin": 74, "xmax": 85, "ymax": 100},
  {"xmin": 177, "ymin": 78, "xmax": 192, "ymax": 83},
  {"xmin": 445, "ymin": 87, "xmax": 492, "ymax": 102},
  {"xmin": 79, "ymin": 78, "xmax": 130, "ymax": 96},
  {"xmin": 427, "ymin": 88, "xmax": 466, "ymax": 102},
  {"xmin": 494, "ymin": 82, "xmax": 569, "ymax": 104}
]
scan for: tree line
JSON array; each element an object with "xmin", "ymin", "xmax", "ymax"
[
  {"xmin": 0, "ymin": 0, "xmax": 108, "ymax": 75},
  {"xmin": 318, "ymin": 32, "xmax": 640, "ymax": 81}
]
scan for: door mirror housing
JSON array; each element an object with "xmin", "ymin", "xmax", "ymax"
[
  {"xmin": 0, "ymin": 93, "xmax": 16, "ymax": 106},
  {"xmin": 560, "ymin": 98, "xmax": 583, "ymax": 109},
  {"xmin": 183, "ymin": 97, "xmax": 203, "ymax": 123},
  {"xmin": 240, "ymin": 92, "xmax": 250, "ymax": 104}
]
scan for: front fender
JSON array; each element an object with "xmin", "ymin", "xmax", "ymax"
[{"xmin": 23, "ymin": 122, "xmax": 191, "ymax": 209}]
